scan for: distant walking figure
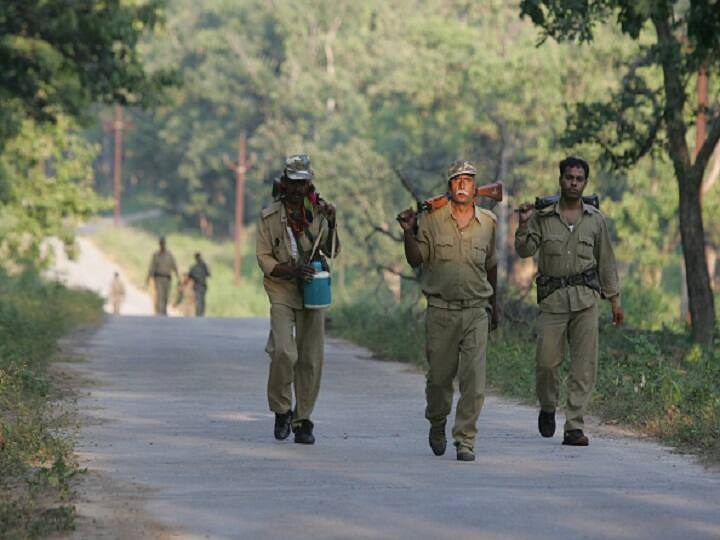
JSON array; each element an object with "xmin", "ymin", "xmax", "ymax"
[
  {"xmin": 146, "ymin": 237, "xmax": 180, "ymax": 315},
  {"xmin": 108, "ymin": 271, "xmax": 126, "ymax": 314},
  {"xmin": 189, "ymin": 252, "xmax": 211, "ymax": 316},
  {"xmin": 175, "ymin": 272, "xmax": 196, "ymax": 317}
]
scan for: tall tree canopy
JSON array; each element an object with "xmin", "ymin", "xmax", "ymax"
[{"xmin": 0, "ymin": 0, "xmax": 175, "ymax": 265}]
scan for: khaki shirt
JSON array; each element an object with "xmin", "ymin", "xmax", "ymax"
[
  {"xmin": 514, "ymin": 201, "xmax": 620, "ymax": 313},
  {"xmin": 147, "ymin": 250, "xmax": 178, "ymax": 280},
  {"xmin": 256, "ymin": 201, "xmax": 340, "ymax": 309},
  {"xmin": 416, "ymin": 203, "xmax": 498, "ymax": 305}
]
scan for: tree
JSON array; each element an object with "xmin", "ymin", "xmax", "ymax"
[
  {"xmin": 0, "ymin": 0, "xmax": 175, "ymax": 150},
  {"xmin": 520, "ymin": 0, "xmax": 720, "ymax": 347}
]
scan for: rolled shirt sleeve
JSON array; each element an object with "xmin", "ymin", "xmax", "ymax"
[
  {"xmin": 514, "ymin": 214, "xmax": 542, "ymax": 258},
  {"xmin": 595, "ymin": 216, "xmax": 620, "ymax": 299},
  {"xmin": 256, "ymin": 218, "xmax": 279, "ymax": 276},
  {"xmin": 415, "ymin": 218, "xmax": 432, "ymax": 264}
]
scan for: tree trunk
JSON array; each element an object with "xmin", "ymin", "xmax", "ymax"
[
  {"xmin": 654, "ymin": 13, "xmax": 716, "ymax": 347},
  {"xmin": 677, "ymin": 170, "xmax": 715, "ymax": 347}
]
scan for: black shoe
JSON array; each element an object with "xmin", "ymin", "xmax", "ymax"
[
  {"xmin": 562, "ymin": 429, "xmax": 589, "ymax": 446},
  {"xmin": 273, "ymin": 411, "xmax": 292, "ymax": 440},
  {"xmin": 538, "ymin": 410, "xmax": 556, "ymax": 438},
  {"xmin": 428, "ymin": 423, "xmax": 447, "ymax": 456},
  {"xmin": 293, "ymin": 419, "xmax": 315, "ymax": 445},
  {"xmin": 456, "ymin": 445, "xmax": 475, "ymax": 462}
]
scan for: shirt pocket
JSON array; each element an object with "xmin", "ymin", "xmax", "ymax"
[
  {"xmin": 471, "ymin": 239, "xmax": 487, "ymax": 266},
  {"xmin": 577, "ymin": 234, "xmax": 595, "ymax": 262},
  {"xmin": 434, "ymin": 236, "xmax": 454, "ymax": 261},
  {"xmin": 541, "ymin": 234, "xmax": 564, "ymax": 256}
]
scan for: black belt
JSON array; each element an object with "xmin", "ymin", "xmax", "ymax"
[{"xmin": 536, "ymin": 267, "xmax": 600, "ymax": 303}]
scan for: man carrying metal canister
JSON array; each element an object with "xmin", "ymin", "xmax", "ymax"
[{"xmin": 256, "ymin": 154, "xmax": 340, "ymax": 445}]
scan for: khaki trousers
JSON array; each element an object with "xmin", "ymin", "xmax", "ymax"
[
  {"xmin": 425, "ymin": 306, "xmax": 489, "ymax": 450},
  {"xmin": 266, "ymin": 303, "xmax": 325, "ymax": 426},
  {"xmin": 154, "ymin": 276, "xmax": 171, "ymax": 315},
  {"xmin": 536, "ymin": 302, "xmax": 598, "ymax": 432}
]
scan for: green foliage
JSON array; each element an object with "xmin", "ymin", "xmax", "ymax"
[
  {"xmin": 0, "ymin": 0, "xmax": 176, "ymax": 150},
  {"xmin": 330, "ymin": 296, "xmax": 426, "ymax": 365},
  {"xmin": 0, "ymin": 269, "xmax": 103, "ymax": 538},
  {"xmin": 0, "ymin": 116, "xmax": 109, "ymax": 267},
  {"xmin": 91, "ymin": 218, "xmax": 269, "ymax": 316}
]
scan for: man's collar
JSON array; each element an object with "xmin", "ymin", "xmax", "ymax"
[
  {"xmin": 551, "ymin": 200, "xmax": 592, "ymax": 215},
  {"xmin": 443, "ymin": 202, "xmax": 483, "ymax": 223}
]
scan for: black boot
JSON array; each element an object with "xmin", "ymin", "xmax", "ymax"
[
  {"xmin": 428, "ymin": 422, "xmax": 447, "ymax": 456},
  {"xmin": 293, "ymin": 419, "xmax": 315, "ymax": 445},
  {"xmin": 538, "ymin": 410, "xmax": 556, "ymax": 438},
  {"xmin": 274, "ymin": 411, "xmax": 292, "ymax": 440}
]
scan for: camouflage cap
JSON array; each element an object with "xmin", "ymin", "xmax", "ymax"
[
  {"xmin": 284, "ymin": 154, "xmax": 314, "ymax": 181},
  {"xmin": 447, "ymin": 160, "xmax": 477, "ymax": 181}
]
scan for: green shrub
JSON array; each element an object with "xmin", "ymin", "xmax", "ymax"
[{"xmin": 0, "ymin": 269, "xmax": 102, "ymax": 538}]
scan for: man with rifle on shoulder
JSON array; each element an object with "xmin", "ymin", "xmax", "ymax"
[
  {"xmin": 515, "ymin": 156, "xmax": 623, "ymax": 447},
  {"xmin": 397, "ymin": 160, "xmax": 499, "ymax": 462}
]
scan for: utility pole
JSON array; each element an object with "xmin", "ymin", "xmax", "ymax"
[
  {"xmin": 224, "ymin": 133, "xmax": 255, "ymax": 286},
  {"xmin": 113, "ymin": 105, "xmax": 125, "ymax": 227}
]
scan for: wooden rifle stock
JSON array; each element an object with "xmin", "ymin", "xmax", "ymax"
[{"xmin": 417, "ymin": 181, "xmax": 503, "ymax": 213}]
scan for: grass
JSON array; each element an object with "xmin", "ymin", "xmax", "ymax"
[
  {"xmin": 330, "ymin": 290, "xmax": 720, "ymax": 463},
  {"xmin": 90, "ymin": 216, "xmax": 269, "ymax": 317},
  {"xmin": 0, "ymin": 269, "xmax": 103, "ymax": 538}
]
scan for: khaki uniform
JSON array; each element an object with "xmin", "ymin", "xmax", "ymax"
[
  {"xmin": 147, "ymin": 250, "xmax": 179, "ymax": 315},
  {"xmin": 515, "ymin": 201, "xmax": 619, "ymax": 431},
  {"xmin": 109, "ymin": 276, "xmax": 126, "ymax": 314},
  {"xmin": 416, "ymin": 203, "xmax": 497, "ymax": 450},
  {"xmin": 256, "ymin": 201, "xmax": 340, "ymax": 426}
]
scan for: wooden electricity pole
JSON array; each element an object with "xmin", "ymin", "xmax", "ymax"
[
  {"xmin": 113, "ymin": 105, "xmax": 125, "ymax": 227},
  {"xmin": 224, "ymin": 133, "xmax": 255, "ymax": 286}
]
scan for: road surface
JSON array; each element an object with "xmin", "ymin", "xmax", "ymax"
[{"xmin": 59, "ymin": 315, "xmax": 720, "ymax": 540}]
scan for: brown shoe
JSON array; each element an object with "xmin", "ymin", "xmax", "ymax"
[
  {"xmin": 562, "ymin": 429, "xmax": 589, "ymax": 446},
  {"xmin": 456, "ymin": 445, "xmax": 475, "ymax": 462}
]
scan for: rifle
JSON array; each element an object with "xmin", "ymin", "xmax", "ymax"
[
  {"xmin": 416, "ymin": 181, "xmax": 503, "ymax": 214},
  {"xmin": 515, "ymin": 193, "xmax": 600, "ymax": 212}
]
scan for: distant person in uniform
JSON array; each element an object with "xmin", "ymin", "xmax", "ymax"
[
  {"xmin": 397, "ymin": 160, "xmax": 498, "ymax": 462},
  {"xmin": 175, "ymin": 272, "xmax": 196, "ymax": 317},
  {"xmin": 189, "ymin": 252, "xmax": 210, "ymax": 317},
  {"xmin": 145, "ymin": 237, "xmax": 180, "ymax": 315},
  {"xmin": 515, "ymin": 156, "xmax": 623, "ymax": 446},
  {"xmin": 256, "ymin": 154, "xmax": 340, "ymax": 445},
  {"xmin": 108, "ymin": 271, "xmax": 126, "ymax": 314}
]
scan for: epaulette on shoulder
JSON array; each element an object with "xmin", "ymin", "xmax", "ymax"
[
  {"xmin": 477, "ymin": 208, "xmax": 497, "ymax": 223},
  {"xmin": 261, "ymin": 201, "xmax": 282, "ymax": 219},
  {"xmin": 537, "ymin": 205, "xmax": 556, "ymax": 217},
  {"xmin": 584, "ymin": 204, "xmax": 600, "ymax": 215}
]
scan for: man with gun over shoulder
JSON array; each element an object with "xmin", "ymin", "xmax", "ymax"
[
  {"xmin": 515, "ymin": 156, "xmax": 623, "ymax": 447},
  {"xmin": 397, "ymin": 160, "xmax": 500, "ymax": 462}
]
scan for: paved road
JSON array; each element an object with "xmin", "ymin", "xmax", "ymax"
[{"xmin": 62, "ymin": 315, "xmax": 720, "ymax": 540}]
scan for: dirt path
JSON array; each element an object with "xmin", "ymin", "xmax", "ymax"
[
  {"xmin": 47, "ymin": 236, "xmax": 153, "ymax": 315},
  {"xmin": 57, "ymin": 315, "xmax": 720, "ymax": 540}
]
